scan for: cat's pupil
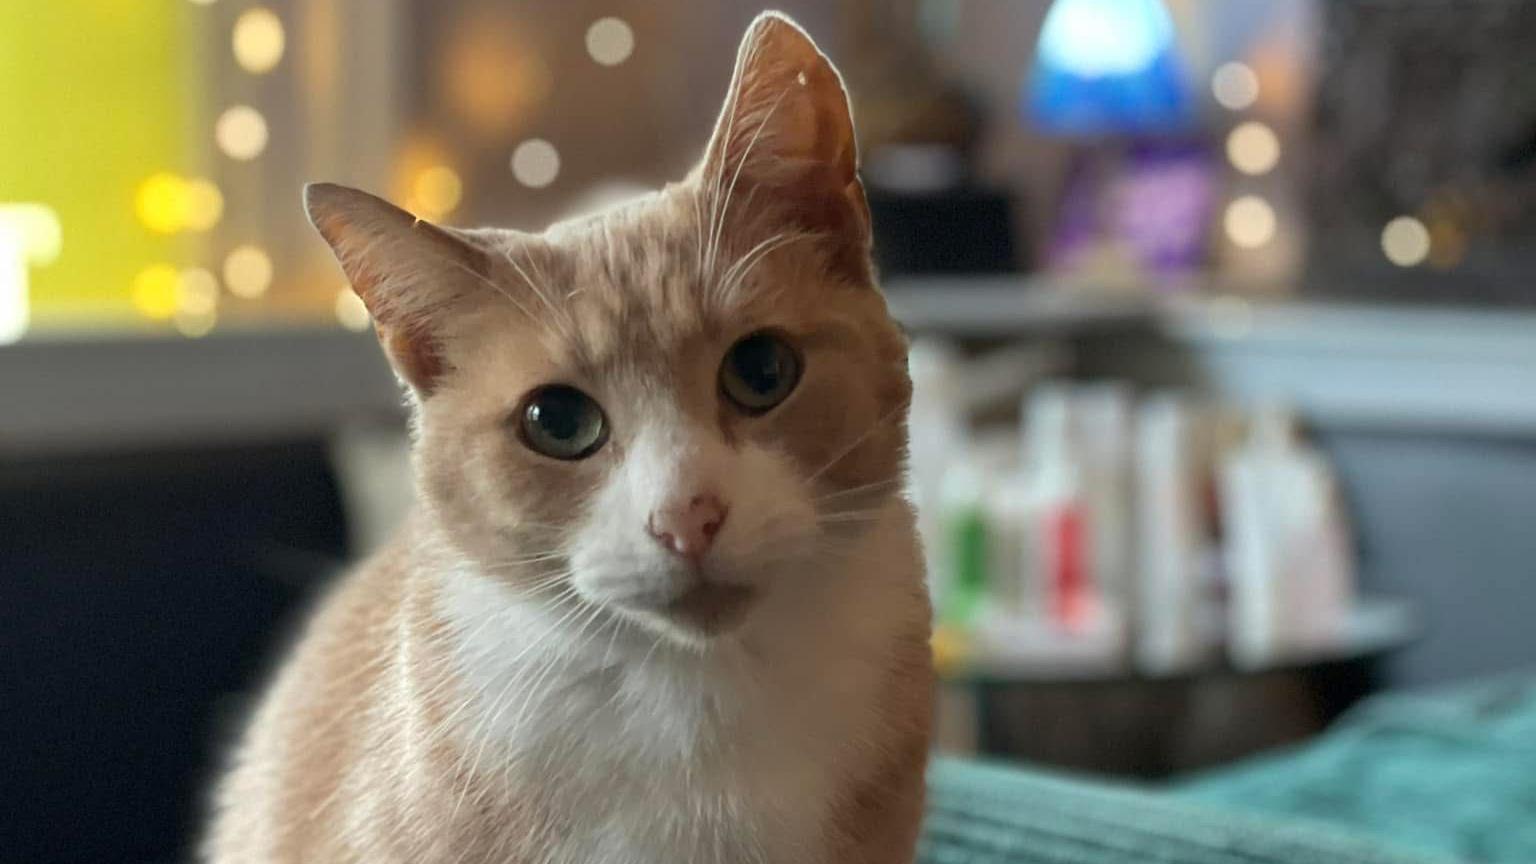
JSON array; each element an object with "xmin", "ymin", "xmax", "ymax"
[
  {"xmin": 530, "ymin": 389, "xmax": 586, "ymax": 440},
  {"xmin": 732, "ymin": 334, "xmax": 782, "ymax": 394},
  {"xmin": 719, "ymin": 331, "xmax": 800, "ymax": 415}
]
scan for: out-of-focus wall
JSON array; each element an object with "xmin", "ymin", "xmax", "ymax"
[{"xmin": 1324, "ymin": 432, "xmax": 1536, "ymax": 686}]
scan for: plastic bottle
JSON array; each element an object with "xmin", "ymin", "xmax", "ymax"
[
  {"xmin": 1023, "ymin": 386, "xmax": 1095, "ymax": 634},
  {"xmin": 1220, "ymin": 407, "xmax": 1356, "ymax": 667},
  {"xmin": 1134, "ymin": 394, "xmax": 1221, "ymax": 673},
  {"xmin": 907, "ymin": 340, "xmax": 968, "ymax": 597},
  {"xmin": 1074, "ymin": 384, "xmax": 1134, "ymax": 646},
  {"xmin": 936, "ymin": 457, "xmax": 989, "ymax": 629}
]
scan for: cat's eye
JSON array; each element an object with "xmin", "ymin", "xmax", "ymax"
[
  {"xmin": 517, "ymin": 385, "xmax": 609, "ymax": 460},
  {"xmin": 719, "ymin": 331, "xmax": 802, "ymax": 415}
]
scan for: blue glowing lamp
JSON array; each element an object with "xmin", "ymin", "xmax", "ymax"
[{"xmin": 1027, "ymin": 0, "xmax": 1192, "ymax": 136}]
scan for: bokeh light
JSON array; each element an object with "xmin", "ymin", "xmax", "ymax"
[
  {"xmin": 135, "ymin": 175, "xmax": 224, "ymax": 233},
  {"xmin": 0, "ymin": 204, "xmax": 63, "ymax": 265},
  {"xmin": 223, "ymin": 245, "xmax": 273, "ymax": 298},
  {"xmin": 586, "ymin": 18, "xmax": 635, "ymax": 66},
  {"xmin": 178, "ymin": 268, "xmax": 220, "ymax": 316},
  {"xmin": 132, "ymin": 265, "xmax": 181, "ymax": 319},
  {"xmin": 334, "ymin": 287, "xmax": 371, "ymax": 332},
  {"xmin": 1381, "ymin": 216, "xmax": 1430, "ymax": 267},
  {"xmin": 0, "ymin": 225, "xmax": 28, "ymax": 345},
  {"xmin": 216, "ymin": 105, "xmax": 269, "ymax": 161},
  {"xmin": 1223, "ymin": 195, "xmax": 1277, "ymax": 249},
  {"xmin": 511, "ymin": 139, "xmax": 561, "ymax": 188},
  {"xmin": 412, "ymin": 165, "xmax": 463, "ymax": 221},
  {"xmin": 175, "ymin": 307, "xmax": 218, "ymax": 338},
  {"xmin": 442, "ymin": 9, "xmax": 551, "ymax": 139},
  {"xmin": 184, "ymin": 179, "xmax": 224, "ymax": 232},
  {"xmin": 1212, "ymin": 62, "xmax": 1259, "ymax": 111},
  {"xmin": 176, "ymin": 267, "xmax": 222, "ymax": 337},
  {"xmin": 135, "ymin": 173, "xmax": 189, "ymax": 235},
  {"xmin": 233, "ymin": 8, "xmax": 285, "ymax": 75},
  {"xmin": 1226, "ymin": 121, "xmax": 1280, "ymax": 176},
  {"xmin": 1427, "ymin": 218, "xmax": 1468, "ymax": 270}
]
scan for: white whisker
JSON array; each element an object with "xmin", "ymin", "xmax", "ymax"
[
  {"xmin": 716, "ymin": 231, "xmax": 811, "ymax": 307},
  {"xmin": 707, "ymin": 83, "xmax": 795, "ymax": 302},
  {"xmin": 806, "ymin": 405, "xmax": 905, "ymax": 485}
]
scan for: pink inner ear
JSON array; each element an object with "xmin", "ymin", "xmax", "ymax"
[
  {"xmin": 381, "ymin": 324, "xmax": 447, "ymax": 397},
  {"xmin": 700, "ymin": 15, "xmax": 873, "ymax": 285},
  {"xmin": 305, "ymin": 183, "xmax": 507, "ymax": 396},
  {"xmin": 705, "ymin": 15, "xmax": 859, "ymax": 191}
]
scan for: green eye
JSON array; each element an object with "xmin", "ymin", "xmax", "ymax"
[
  {"xmin": 720, "ymin": 331, "xmax": 801, "ymax": 415},
  {"xmin": 518, "ymin": 385, "xmax": 608, "ymax": 460}
]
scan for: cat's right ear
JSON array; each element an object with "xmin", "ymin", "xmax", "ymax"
[{"xmin": 304, "ymin": 183, "xmax": 492, "ymax": 397}]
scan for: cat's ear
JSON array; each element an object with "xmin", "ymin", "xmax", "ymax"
[
  {"xmin": 700, "ymin": 12, "xmax": 872, "ymax": 284},
  {"xmin": 304, "ymin": 182, "xmax": 493, "ymax": 397}
]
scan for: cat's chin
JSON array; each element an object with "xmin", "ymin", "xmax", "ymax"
[{"xmin": 609, "ymin": 581, "xmax": 759, "ymax": 648}]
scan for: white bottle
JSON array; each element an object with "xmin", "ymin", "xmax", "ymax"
[
  {"xmin": 1220, "ymin": 407, "xmax": 1356, "ymax": 668},
  {"xmin": 908, "ymin": 340, "xmax": 968, "ymax": 597},
  {"xmin": 1134, "ymin": 395, "xmax": 1221, "ymax": 673},
  {"xmin": 1073, "ymin": 384, "xmax": 1134, "ymax": 643},
  {"xmin": 985, "ymin": 472, "xmax": 1034, "ymax": 619}
]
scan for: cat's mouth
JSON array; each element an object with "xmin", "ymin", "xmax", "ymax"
[
  {"xmin": 663, "ymin": 582, "xmax": 757, "ymax": 636},
  {"xmin": 603, "ymin": 579, "xmax": 758, "ymax": 642}
]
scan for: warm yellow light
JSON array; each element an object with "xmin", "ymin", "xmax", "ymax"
[
  {"xmin": 441, "ymin": 10, "xmax": 552, "ymax": 139},
  {"xmin": 216, "ymin": 105, "xmax": 269, "ymax": 161},
  {"xmin": 175, "ymin": 307, "xmax": 218, "ymax": 338},
  {"xmin": 586, "ymin": 17, "xmax": 635, "ymax": 66},
  {"xmin": 135, "ymin": 175, "xmax": 222, "ymax": 234},
  {"xmin": 1212, "ymin": 62, "xmax": 1259, "ymax": 111},
  {"xmin": 1226, "ymin": 121, "xmax": 1280, "ymax": 176},
  {"xmin": 184, "ymin": 179, "xmax": 224, "ymax": 232},
  {"xmin": 188, "ymin": 0, "xmax": 218, "ymax": 5},
  {"xmin": 233, "ymin": 7, "xmax": 285, "ymax": 74},
  {"xmin": 1427, "ymin": 219, "xmax": 1467, "ymax": 270},
  {"xmin": 1381, "ymin": 216, "xmax": 1430, "ymax": 267},
  {"xmin": 136, "ymin": 173, "xmax": 189, "ymax": 234},
  {"xmin": 132, "ymin": 264, "xmax": 181, "ymax": 319},
  {"xmin": 511, "ymin": 139, "xmax": 560, "ymax": 189},
  {"xmin": 412, "ymin": 165, "xmax": 463, "ymax": 220},
  {"xmin": 178, "ymin": 268, "xmax": 220, "ymax": 315},
  {"xmin": 0, "ymin": 226, "xmax": 28, "ymax": 344},
  {"xmin": 1224, "ymin": 195, "xmax": 1277, "ymax": 249},
  {"xmin": 0, "ymin": 204, "xmax": 63, "ymax": 265},
  {"xmin": 224, "ymin": 244, "xmax": 273, "ymax": 298},
  {"xmin": 334, "ymin": 287, "xmax": 371, "ymax": 332}
]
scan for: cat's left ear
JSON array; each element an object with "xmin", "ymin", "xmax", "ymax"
[
  {"xmin": 700, "ymin": 12, "xmax": 872, "ymax": 285},
  {"xmin": 304, "ymin": 183, "xmax": 496, "ymax": 398}
]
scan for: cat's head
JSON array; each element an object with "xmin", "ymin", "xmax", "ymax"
[{"xmin": 307, "ymin": 13, "xmax": 910, "ymax": 646}]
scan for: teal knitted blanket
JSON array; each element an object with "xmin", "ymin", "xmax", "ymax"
[
  {"xmin": 921, "ymin": 759, "xmax": 1452, "ymax": 864},
  {"xmin": 921, "ymin": 672, "xmax": 1536, "ymax": 864},
  {"xmin": 1179, "ymin": 672, "xmax": 1536, "ymax": 863}
]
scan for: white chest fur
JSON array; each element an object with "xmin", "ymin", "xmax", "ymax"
[{"xmin": 434, "ymin": 506, "xmax": 922, "ymax": 864}]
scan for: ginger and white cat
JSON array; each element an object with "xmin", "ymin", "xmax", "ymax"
[{"xmin": 204, "ymin": 12, "xmax": 932, "ymax": 864}]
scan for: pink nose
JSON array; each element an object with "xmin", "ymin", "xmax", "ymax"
[{"xmin": 647, "ymin": 493, "xmax": 728, "ymax": 563}]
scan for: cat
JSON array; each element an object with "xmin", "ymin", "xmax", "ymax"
[{"xmin": 203, "ymin": 12, "xmax": 933, "ymax": 864}]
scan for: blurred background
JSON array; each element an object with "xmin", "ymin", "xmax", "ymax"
[{"xmin": 4, "ymin": 1, "xmax": 1536, "ymax": 862}]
